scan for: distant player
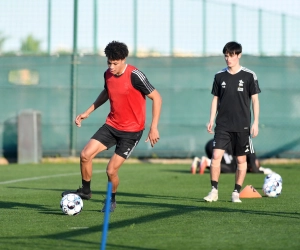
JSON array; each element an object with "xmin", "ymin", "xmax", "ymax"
[
  {"xmin": 191, "ymin": 139, "xmax": 271, "ymax": 174},
  {"xmin": 62, "ymin": 41, "xmax": 162, "ymax": 212},
  {"xmin": 203, "ymin": 41, "xmax": 261, "ymax": 203}
]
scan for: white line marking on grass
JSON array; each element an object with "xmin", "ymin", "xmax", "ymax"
[
  {"xmin": 0, "ymin": 170, "xmax": 106, "ymax": 185},
  {"xmin": 70, "ymin": 227, "xmax": 89, "ymax": 229}
]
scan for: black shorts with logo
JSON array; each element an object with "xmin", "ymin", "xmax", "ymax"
[
  {"xmin": 91, "ymin": 124, "xmax": 143, "ymax": 159},
  {"xmin": 213, "ymin": 131, "xmax": 254, "ymax": 156}
]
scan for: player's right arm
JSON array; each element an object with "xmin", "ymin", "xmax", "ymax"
[
  {"xmin": 75, "ymin": 89, "xmax": 109, "ymax": 127},
  {"xmin": 207, "ymin": 95, "xmax": 218, "ymax": 134}
]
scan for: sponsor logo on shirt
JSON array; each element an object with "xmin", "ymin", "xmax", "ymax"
[{"xmin": 221, "ymin": 81, "xmax": 226, "ymax": 88}]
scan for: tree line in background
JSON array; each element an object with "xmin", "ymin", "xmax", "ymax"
[{"xmin": 0, "ymin": 32, "xmax": 71, "ymax": 56}]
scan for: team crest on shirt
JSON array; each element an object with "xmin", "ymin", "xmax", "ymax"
[
  {"xmin": 221, "ymin": 81, "xmax": 226, "ymax": 88},
  {"xmin": 238, "ymin": 80, "xmax": 244, "ymax": 91},
  {"xmin": 239, "ymin": 80, "xmax": 244, "ymax": 86}
]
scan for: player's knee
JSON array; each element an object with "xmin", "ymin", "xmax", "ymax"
[
  {"xmin": 212, "ymin": 150, "xmax": 224, "ymax": 162},
  {"xmin": 106, "ymin": 168, "xmax": 117, "ymax": 178},
  {"xmin": 80, "ymin": 150, "xmax": 92, "ymax": 163},
  {"xmin": 210, "ymin": 159, "xmax": 221, "ymax": 168},
  {"xmin": 237, "ymin": 162, "xmax": 247, "ymax": 170}
]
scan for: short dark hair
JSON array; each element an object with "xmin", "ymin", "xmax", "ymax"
[
  {"xmin": 223, "ymin": 41, "xmax": 242, "ymax": 55},
  {"xmin": 104, "ymin": 41, "xmax": 129, "ymax": 60}
]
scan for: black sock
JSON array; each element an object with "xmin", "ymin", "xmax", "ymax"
[
  {"xmin": 111, "ymin": 193, "xmax": 116, "ymax": 202},
  {"xmin": 234, "ymin": 184, "xmax": 242, "ymax": 193},
  {"xmin": 211, "ymin": 181, "xmax": 218, "ymax": 190},
  {"xmin": 82, "ymin": 179, "xmax": 91, "ymax": 194}
]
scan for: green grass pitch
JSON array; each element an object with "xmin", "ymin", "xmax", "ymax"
[{"xmin": 0, "ymin": 162, "xmax": 299, "ymax": 250}]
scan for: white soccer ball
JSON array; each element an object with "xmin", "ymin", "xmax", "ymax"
[
  {"xmin": 264, "ymin": 173, "xmax": 282, "ymax": 184},
  {"xmin": 60, "ymin": 194, "xmax": 83, "ymax": 215},
  {"xmin": 262, "ymin": 180, "xmax": 282, "ymax": 198}
]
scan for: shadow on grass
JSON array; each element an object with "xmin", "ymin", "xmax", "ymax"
[
  {"xmin": 1, "ymin": 191, "xmax": 300, "ymax": 228},
  {"xmin": 6, "ymin": 186, "xmax": 201, "ymax": 203},
  {"xmin": 106, "ymin": 243, "xmax": 159, "ymax": 250}
]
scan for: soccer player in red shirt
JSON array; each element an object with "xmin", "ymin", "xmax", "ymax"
[{"xmin": 62, "ymin": 41, "xmax": 162, "ymax": 212}]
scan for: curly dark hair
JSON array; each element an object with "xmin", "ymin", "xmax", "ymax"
[{"xmin": 104, "ymin": 41, "xmax": 129, "ymax": 60}]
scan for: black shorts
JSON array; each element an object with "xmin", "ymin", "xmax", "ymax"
[
  {"xmin": 91, "ymin": 124, "xmax": 143, "ymax": 159},
  {"xmin": 213, "ymin": 131, "xmax": 254, "ymax": 156}
]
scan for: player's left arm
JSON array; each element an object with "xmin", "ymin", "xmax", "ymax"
[
  {"xmin": 131, "ymin": 70, "xmax": 162, "ymax": 147},
  {"xmin": 251, "ymin": 94, "xmax": 259, "ymax": 138},
  {"xmin": 146, "ymin": 89, "xmax": 162, "ymax": 147}
]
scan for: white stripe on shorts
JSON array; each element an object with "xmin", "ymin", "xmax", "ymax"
[
  {"xmin": 249, "ymin": 136, "xmax": 254, "ymax": 153},
  {"xmin": 126, "ymin": 140, "xmax": 139, "ymax": 159}
]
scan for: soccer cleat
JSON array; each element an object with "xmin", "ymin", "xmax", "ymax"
[
  {"xmin": 191, "ymin": 157, "xmax": 200, "ymax": 174},
  {"xmin": 203, "ymin": 188, "xmax": 218, "ymax": 202},
  {"xmin": 101, "ymin": 200, "xmax": 117, "ymax": 212},
  {"xmin": 231, "ymin": 191, "xmax": 242, "ymax": 203},
  {"xmin": 61, "ymin": 187, "xmax": 92, "ymax": 200},
  {"xmin": 199, "ymin": 156, "xmax": 209, "ymax": 174}
]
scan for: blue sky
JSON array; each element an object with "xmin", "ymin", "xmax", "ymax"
[{"xmin": 0, "ymin": 0, "xmax": 300, "ymax": 56}]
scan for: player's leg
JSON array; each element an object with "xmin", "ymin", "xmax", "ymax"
[
  {"xmin": 101, "ymin": 128, "xmax": 143, "ymax": 212},
  {"xmin": 230, "ymin": 155, "xmax": 246, "ymax": 203},
  {"xmin": 61, "ymin": 124, "xmax": 116, "ymax": 200},
  {"xmin": 203, "ymin": 132, "xmax": 230, "ymax": 202},
  {"xmin": 235, "ymin": 155, "xmax": 247, "ymax": 186},
  {"xmin": 106, "ymin": 153, "xmax": 126, "ymax": 194},
  {"xmin": 231, "ymin": 132, "xmax": 252, "ymax": 202},
  {"xmin": 210, "ymin": 149, "xmax": 224, "ymax": 181},
  {"xmin": 100, "ymin": 153, "xmax": 126, "ymax": 212},
  {"xmin": 76, "ymin": 138, "xmax": 108, "ymax": 199},
  {"xmin": 203, "ymin": 149, "xmax": 224, "ymax": 201},
  {"xmin": 79, "ymin": 125, "xmax": 117, "ymax": 199},
  {"xmin": 80, "ymin": 139, "xmax": 107, "ymax": 181},
  {"xmin": 210, "ymin": 131, "xmax": 232, "ymax": 186}
]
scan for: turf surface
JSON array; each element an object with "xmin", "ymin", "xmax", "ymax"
[{"xmin": 0, "ymin": 162, "xmax": 299, "ymax": 250}]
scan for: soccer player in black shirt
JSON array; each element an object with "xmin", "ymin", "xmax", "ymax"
[{"xmin": 204, "ymin": 41, "xmax": 261, "ymax": 203}]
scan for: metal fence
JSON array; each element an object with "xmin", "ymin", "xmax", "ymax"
[
  {"xmin": 0, "ymin": 0, "xmax": 300, "ymax": 57},
  {"xmin": 1, "ymin": 55, "xmax": 300, "ymax": 159},
  {"xmin": 1, "ymin": 0, "xmax": 300, "ymax": 160}
]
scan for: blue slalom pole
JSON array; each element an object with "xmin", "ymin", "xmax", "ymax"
[{"xmin": 100, "ymin": 181, "xmax": 112, "ymax": 250}]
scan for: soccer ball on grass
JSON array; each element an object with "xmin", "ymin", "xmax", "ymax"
[
  {"xmin": 262, "ymin": 180, "xmax": 282, "ymax": 198},
  {"xmin": 60, "ymin": 194, "xmax": 83, "ymax": 215},
  {"xmin": 264, "ymin": 173, "xmax": 282, "ymax": 184}
]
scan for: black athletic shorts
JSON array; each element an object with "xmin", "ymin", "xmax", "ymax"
[
  {"xmin": 91, "ymin": 124, "xmax": 143, "ymax": 159},
  {"xmin": 213, "ymin": 131, "xmax": 254, "ymax": 156}
]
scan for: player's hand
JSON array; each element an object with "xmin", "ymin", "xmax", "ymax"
[
  {"xmin": 251, "ymin": 123, "xmax": 259, "ymax": 138},
  {"xmin": 145, "ymin": 127, "xmax": 160, "ymax": 147},
  {"xmin": 74, "ymin": 112, "xmax": 89, "ymax": 127},
  {"xmin": 206, "ymin": 121, "xmax": 214, "ymax": 134}
]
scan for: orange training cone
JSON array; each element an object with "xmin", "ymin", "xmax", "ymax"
[{"xmin": 239, "ymin": 185, "xmax": 262, "ymax": 198}]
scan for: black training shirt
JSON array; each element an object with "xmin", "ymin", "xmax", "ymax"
[{"xmin": 211, "ymin": 67, "xmax": 261, "ymax": 132}]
